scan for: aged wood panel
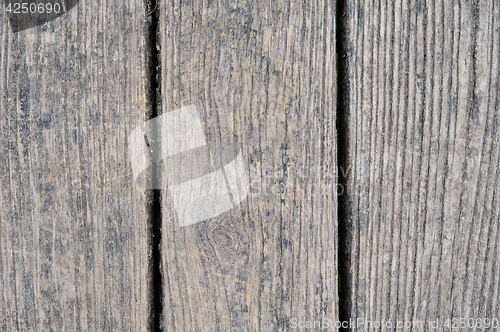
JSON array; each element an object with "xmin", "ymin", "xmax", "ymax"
[
  {"xmin": 0, "ymin": 2, "xmax": 152, "ymax": 331},
  {"xmin": 159, "ymin": 0, "xmax": 338, "ymax": 330},
  {"xmin": 343, "ymin": 0, "xmax": 500, "ymax": 329}
]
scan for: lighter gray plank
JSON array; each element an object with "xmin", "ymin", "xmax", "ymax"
[
  {"xmin": 159, "ymin": 0, "xmax": 338, "ymax": 330},
  {"xmin": 344, "ymin": 0, "xmax": 500, "ymax": 330},
  {"xmin": 0, "ymin": 2, "xmax": 151, "ymax": 331}
]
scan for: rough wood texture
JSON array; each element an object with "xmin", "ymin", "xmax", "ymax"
[
  {"xmin": 0, "ymin": 2, "xmax": 151, "ymax": 331},
  {"xmin": 344, "ymin": 0, "xmax": 500, "ymax": 328},
  {"xmin": 159, "ymin": 0, "xmax": 337, "ymax": 330}
]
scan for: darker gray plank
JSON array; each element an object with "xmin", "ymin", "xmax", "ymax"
[
  {"xmin": 158, "ymin": 0, "xmax": 338, "ymax": 330},
  {"xmin": 343, "ymin": 0, "xmax": 500, "ymax": 329},
  {"xmin": 0, "ymin": 2, "xmax": 151, "ymax": 331}
]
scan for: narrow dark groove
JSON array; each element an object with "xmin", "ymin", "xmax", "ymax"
[
  {"xmin": 336, "ymin": 0, "xmax": 351, "ymax": 330},
  {"xmin": 146, "ymin": 1, "xmax": 162, "ymax": 331}
]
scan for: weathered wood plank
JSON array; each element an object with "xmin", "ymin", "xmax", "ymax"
[
  {"xmin": 159, "ymin": 0, "xmax": 338, "ymax": 330},
  {"xmin": 343, "ymin": 0, "xmax": 500, "ymax": 328},
  {"xmin": 0, "ymin": 2, "xmax": 151, "ymax": 331}
]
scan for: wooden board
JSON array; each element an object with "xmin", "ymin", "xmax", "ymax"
[
  {"xmin": 158, "ymin": 0, "xmax": 338, "ymax": 330},
  {"xmin": 0, "ymin": 1, "xmax": 151, "ymax": 330},
  {"xmin": 343, "ymin": 0, "xmax": 500, "ymax": 327}
]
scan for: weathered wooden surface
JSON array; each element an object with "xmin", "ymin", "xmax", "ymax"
[
  {"xmin": 0, "ymin": 2, "xmax": 151, "ymax": 331},
  {"xmin": 159, "ymin": 0, "xmax": 338, "ymax": 330},
  {"xmin": 343, "ymin": 0, "xmax": 500, "ymax": 328}
]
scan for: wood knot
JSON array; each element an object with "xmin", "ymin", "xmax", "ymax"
[{"xmin": 211, "ymin": 227, "xmax": 240, "ymax": 251}]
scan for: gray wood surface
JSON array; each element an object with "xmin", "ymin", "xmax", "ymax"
[
  {"xmin": 158, "ymin": 0, "xmax": 338, "ymax": 330},
  {"xmin": 0, "ymin": 2, "xmax": 151, "ymax": 331},
  {"xmin": 343, "ymin": 0, "xmax": 500, "ymax": 329}
]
